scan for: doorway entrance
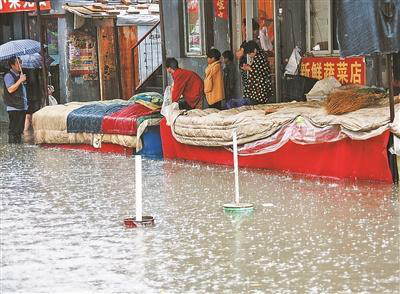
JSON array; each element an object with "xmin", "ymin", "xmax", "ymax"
[{"xmin": 231, "ymin": 0, "xmax": 279, "ymax": 102}]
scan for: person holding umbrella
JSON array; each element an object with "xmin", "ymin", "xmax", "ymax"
[
  {"xmin": 0, "ymin": 39, "xmax": 43, "ymax": 143},
  {"xmin": 3, "ymin": 56, "xmax": 28, "ymax": 143}
]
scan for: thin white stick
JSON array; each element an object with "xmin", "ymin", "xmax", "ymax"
[
  {"xmin": 135, "ymin": 155, "xmax": 142, "ymax": 222},
  {"xmin": 233, "ymin": 131, "xmax": 240, "ymax": 204}
]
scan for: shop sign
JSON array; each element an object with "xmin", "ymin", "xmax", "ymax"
[
  {"xmin": 300, "ymin": 56, "xmax": 366, "ymax": 85},
  {"xmin": 213, "ymin": 0, "xmax": 228, "ymax": 20},
  {"xmin": 0, "ymin": 0, "xmax": 51, "ymax": 14}
]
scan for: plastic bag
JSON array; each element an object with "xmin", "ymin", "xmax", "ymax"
[
  {"xmin": 161, "ymin": 85, "xmax": 172, "ymax": 117},
  {"xmin": 284, "ymin": 46, "xmax": 301, "ymax": 76},
  {"xmin": 47, "ymin": 85, "xmax": 58, "ymax": 106},
  {"xmin": 393, "ymin": 135, "xmax": 400, "ymax": 155},
  {"xmin": 306, "ymin": 76, "xmax": 342, "ymax": 101},
  {"xmin": 48, "ymin": 95, "xmax": 58, "ymax": 106}
]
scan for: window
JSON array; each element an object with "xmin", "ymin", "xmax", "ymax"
[
  {"xmin": 306, "ymin": 0, "xmax": 339, "ymax": 54},
  {"xmin": 183, "ymin": 0, "xmax": 205, "ymax": 56}
]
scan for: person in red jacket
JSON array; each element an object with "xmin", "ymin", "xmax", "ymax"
[{"xmin": 165, "ymin": 57, "xmax": 204, "ymax": 110}]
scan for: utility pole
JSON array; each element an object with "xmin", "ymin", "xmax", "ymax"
[{"xmin": 35, "ymin": 0, "xmax": 49, "ymax": 107}]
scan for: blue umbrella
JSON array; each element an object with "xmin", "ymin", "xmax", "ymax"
[
  {"xmin": 20, "ymin": 53, "xmax": 54, "ymax": 68},
  {"xmin": 0, "ymin": 39, "xmax": 41, "ymax": 61}
]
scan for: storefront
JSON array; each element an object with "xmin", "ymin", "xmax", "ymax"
[
  {"xmin": 62, "ymin": 1, "xmax": 161, "ymax": 102},
  {"xmin": 160, "ymin": 0, "xmax": 387, "ymax": 103}
]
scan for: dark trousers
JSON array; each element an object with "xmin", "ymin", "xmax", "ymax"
[
  {"xmin": 8, "ymin": 110, "xmax": 26, "ymax": 143},
  {"xmin": 208, "ymin": 101, "xmax": 223, "ymax": 110}
]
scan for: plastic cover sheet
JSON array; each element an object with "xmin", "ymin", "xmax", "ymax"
[
  {"xmin": 237, "ymin": 117, "xmax": 347, "ymax": 156},
  {"xmin": 160, "ymin": 119, "xmax": 393, "ymax": 182},
  {"xmin": 337, "ymin": 0, "xmax": 400, "ymax": 57},
  {"xmin": 67, "ymin": 103, "xmax": 126, "ymax": 134}
]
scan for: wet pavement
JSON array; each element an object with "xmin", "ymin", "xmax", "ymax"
[{"xmin": 0, "ymin": 127, "xmax": 399, "ymax": 293}]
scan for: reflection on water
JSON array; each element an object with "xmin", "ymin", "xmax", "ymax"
[{"xmin": 0, "ymin": 128, "xmax": 399, "ymax": 293}]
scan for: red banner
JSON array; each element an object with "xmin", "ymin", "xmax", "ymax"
[
  {"xmin": 300, "ymin": 57, "xmax": 366, "ymax": 85},
  {"xmin": 0, "ymin": 1, "xmax": 51, "ymax": 14},
  {"xmin": 213, "ymin": 0, "xmax": 228, "ymax": 20}
]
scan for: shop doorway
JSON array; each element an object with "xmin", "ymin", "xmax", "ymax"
[{"xmin": 231, "ymin": 0, "xmax": 278, "ymax": 102}]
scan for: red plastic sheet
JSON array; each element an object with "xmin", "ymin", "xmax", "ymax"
[
  {"xmin": 42, "ymin": 143, "xmax": 134, "ymax": 155},
  {"xmin": 160, "ymin": 118, "xmax": 392, "ymax": 182},
  {"xmin": 101, "ymin": 103, "xmax": 158, "ymax": 136}
]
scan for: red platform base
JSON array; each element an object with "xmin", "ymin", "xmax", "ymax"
[
  {"xmin": 160, "ymin": 118, "xmax": 392, "ymax": 183},
  {"xmin": 41, "ymin": 143, "xmax": 134, "ymax": 155}
]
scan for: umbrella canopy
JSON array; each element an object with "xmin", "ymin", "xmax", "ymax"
[
  {"xmin": 0, "ymin": 39, "xmax": 41, "ymax": 61},
  {"xmin": 20, "ymin": 53, "xmax": 54, "ymax": 69}
]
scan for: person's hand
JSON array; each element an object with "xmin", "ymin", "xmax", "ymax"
[
  {"xmin": 19, "ymin": 74, "xmax": 26, "ymax": 83},
  {"xmin": 242, "ymin": 64, "xmax": 252, "ymax": 72}
]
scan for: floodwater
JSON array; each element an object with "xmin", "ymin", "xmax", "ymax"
[{"xmin": 0, "ymin": 128, "xmax": 399, "ymax": 293}]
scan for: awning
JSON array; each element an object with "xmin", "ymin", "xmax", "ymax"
[
  {"xmin": 63, "ymin": 3, "xmax": 118, "ymax": 19},
  {"xmin": 117, "ymin": 13, "xmax": 159, "ymax": 26},
  {"xmin": 62, "ymin": 2, "xmax": 159, "ymax": 21}
]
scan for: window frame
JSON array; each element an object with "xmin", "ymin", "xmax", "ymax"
[
  {"xmin": 306, "ymin": 0, "xmax": 339, "ymax": 56},
  {"xmin": 183, "ymin": 0, "xmax": 206, "ymax": 57}
]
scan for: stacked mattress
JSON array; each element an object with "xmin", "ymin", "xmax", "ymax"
[{"xmin": 33, "ymin": 93, "xmax": 163, "ymax": 149}]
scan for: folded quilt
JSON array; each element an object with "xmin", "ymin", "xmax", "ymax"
[
  {"xmin": 67, "ymin": 103, "xmax": 126, "ymax": 134},
  {"xmin": 101, "ymin": 103, "xmax": 160, "ymax": 136}
]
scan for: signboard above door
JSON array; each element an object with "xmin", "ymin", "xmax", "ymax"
[{"xmin": 0, "ymin": 0, "xmax": 51, "ymax": 14}]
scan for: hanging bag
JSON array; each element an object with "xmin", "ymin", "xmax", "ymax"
[{"xmin": 283, "ymin": 10, "xmax": 318, "ymax": 102}]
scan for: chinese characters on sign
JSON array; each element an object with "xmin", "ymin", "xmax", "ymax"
[
  {"xmin": 0, "ymin": 0, "xmax": 51, "ymax": 13},
  {"xmin": 300, "ymin": 57, "xmax": 366, "ymax": 85},
  {"xmin": 68, "ymin": 32, "xmax": 98, "ymax": 80},
  {"xmin": 213, "ymin": 0, "xmax": 228, "ymax": 20}
]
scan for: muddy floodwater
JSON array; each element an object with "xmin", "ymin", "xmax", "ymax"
[{"xmin": 0, "ymin": 129, "xmax": 399, "ymax": 293}]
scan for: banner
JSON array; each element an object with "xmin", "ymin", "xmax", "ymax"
[
  {"xmin": 68, "ymin": 32, "xmax": 98, "ymax": 80},
  {"xmin": 213, "ymin": 0, "xmax": 228, "ymax": 20},
  {"xmin": 0, "ymin": 1, "xmax": 51, "ymax": 14},
  {"xmin": 300, "ymin": 57, "xmax": 366, "ymax": 85}
]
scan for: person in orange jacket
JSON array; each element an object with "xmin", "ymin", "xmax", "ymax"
[{"xmin": 204, "ymin": 48, "xmax": 224, "ymax": 110}]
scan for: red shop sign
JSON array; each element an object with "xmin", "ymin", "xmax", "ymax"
[
  {"xmin": 213, "ymin": 0, "xmax": 228, "ymax": 20},
  {"xmin": 0, "ymin": 1, "xmax": 51, "ymax": 14},
  {"xmin": 300, "ymin": 56, "xmax": 366, "ymax": 85}
]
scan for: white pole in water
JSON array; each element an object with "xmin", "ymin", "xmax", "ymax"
[
  {"xmin": 233, "ymin": 131, "xmax": 240, "ymax": 204},
  {"xmin": 223, "ymin": 131, "xmax": 253, "ymax": 212},
  {"xmin": 135, "ymin": 155, "xmax": 142, "ymax": 222}
]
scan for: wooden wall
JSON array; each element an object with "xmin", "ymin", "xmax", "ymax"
[
  {"xmin": 118, "ymin": 26, "xmax": 138, "ymax": 100},
  {"xmin": 97, "ymin": 20, "xmax": 119, "ymax": 100}
]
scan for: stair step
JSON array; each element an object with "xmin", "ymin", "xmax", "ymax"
[{"xmin": 140, "ymin": 86, "xmax": 163, "ymax": 94}]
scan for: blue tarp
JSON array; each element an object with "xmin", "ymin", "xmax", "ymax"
[
  {"xmin": 338, "ymin": 0, "xmax": 400, "ymax": 57},
  {"xmin": 67, "ymin": 103, "xmax": 126, "ymax": 134}
]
